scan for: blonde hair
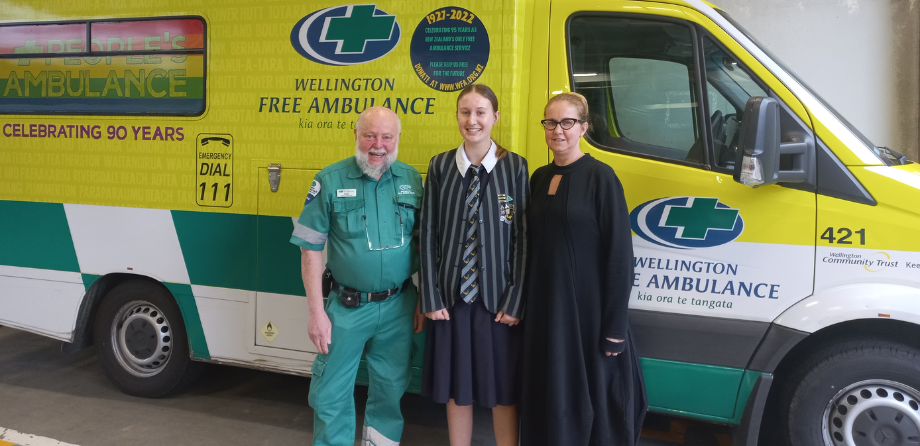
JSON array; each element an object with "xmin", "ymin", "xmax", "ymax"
[
  {"xmin": 457, "ymin": 84, "xmax": 508, "ymax": 160},
  {"xmin": 545, "ymin": 92, "xmax": 589, "ymax": 124}
]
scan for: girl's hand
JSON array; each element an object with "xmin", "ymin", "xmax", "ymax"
[
  {"xmin": 605, "ymin": 338, "xmax": 624, "ymax": 356},
  {"xmin": 425, "ymin": 309, "xmax": 450, "ymax": 321},
  {"xmin": 494, "ymin": 311, "xmax": 520, "ymax": 326},
  {"xmin": 413, "ymin": 299, "xmax": 426, "ymax": 333}
]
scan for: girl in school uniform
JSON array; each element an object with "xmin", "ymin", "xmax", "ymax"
[{"xmin": 418, "ymin": 83, "xmax": 529, "ymax": 446}]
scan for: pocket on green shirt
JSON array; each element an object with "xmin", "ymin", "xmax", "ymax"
[{"xmin": 333, "ymin": 198, "xmax": 365, "ymax": 239}]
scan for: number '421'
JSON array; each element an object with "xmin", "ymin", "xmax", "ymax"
[{"xmin": 820, "ymin": 227, "xmax": 866, "ymax": 245}]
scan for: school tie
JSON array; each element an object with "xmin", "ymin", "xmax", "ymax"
[{"xmin": 460, "ymin": 165, "xmax": 481, "ymax": 303}]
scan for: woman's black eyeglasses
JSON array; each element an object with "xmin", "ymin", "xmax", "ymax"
[{"xmin": 540, "ymin": 118, "xmax": 585, "ymax": 130}]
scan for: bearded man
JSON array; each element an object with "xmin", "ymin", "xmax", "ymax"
[{"xmin": 290, "ymin": 106, "xmax": 425, "ymax": 446}]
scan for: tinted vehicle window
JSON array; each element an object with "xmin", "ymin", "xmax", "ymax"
[
  {"xmin": 569, "ymin": 16, "xmax": 703, "ymax": 164},
  {"xmin": 702, "ymin": 37, "xmax": 767, "ymax": 169},
  {"xmin": 0, "ymin": 18, "xmax": 205, "ymax": 115}
]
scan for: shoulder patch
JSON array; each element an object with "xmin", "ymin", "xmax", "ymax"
[{"xmin": 304, "ymin": 179, "xmax": 322, "ymax": 205}]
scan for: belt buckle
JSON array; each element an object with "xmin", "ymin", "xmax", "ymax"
[{"xmin": 369, "ymin": 288, "xmax": 394, "ymax": 303}]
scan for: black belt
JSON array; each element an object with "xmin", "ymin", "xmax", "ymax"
[{"xmin": 331, "ymin": 275, "xmax": 410, "ymax": 306}]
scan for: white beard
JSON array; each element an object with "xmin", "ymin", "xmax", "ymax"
[{"xmin": 355, "ymin": 144, "xmax": 398, "ymax": 179}]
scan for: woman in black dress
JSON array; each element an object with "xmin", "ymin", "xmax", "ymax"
[
  {"xmin": 419, "ymin": 84, "xmax": 529, "ymax": 446},
  {"xmin": 520, "ymin": 92, "xmax": 647, "ymax": 445}
]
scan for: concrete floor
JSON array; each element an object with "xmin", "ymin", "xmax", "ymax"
[{"xmin": 0, "ymin": 325, "xmax": 730, "ymax": 445}]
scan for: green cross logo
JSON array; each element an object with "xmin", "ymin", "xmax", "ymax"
[
  {"xmin": 321, "ymin": 5, "xmax": 396, "ymax": 54},
  {"xmin": 661, "ymin": 197, "xmax": 739, "ymax": 240}
]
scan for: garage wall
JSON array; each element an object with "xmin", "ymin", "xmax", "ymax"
[{"xmin": 717, "ymin": 0, "xmax": 920, "ymax": 162}]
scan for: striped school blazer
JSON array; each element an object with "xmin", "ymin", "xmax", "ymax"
[{"xmin": 419, "ymin": 149, "xmax": 529, "ymax": 318}]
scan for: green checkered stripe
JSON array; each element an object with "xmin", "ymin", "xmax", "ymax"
[
  {"xmin": 0, "ymin": 200, "xmax": 310, "ymax": 361},
  {"xmin": 0, "ymin": 200, "xmax": 424, "ymax": 385}
]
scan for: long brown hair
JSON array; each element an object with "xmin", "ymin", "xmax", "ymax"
[{"xmin": 457, "ymin": 84, "xmax": 508, "ymax": 160}]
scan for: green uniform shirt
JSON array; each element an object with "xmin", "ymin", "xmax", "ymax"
[{"xmin": 290, "ymin": 157, "xmax": 422, "ymax": 293}]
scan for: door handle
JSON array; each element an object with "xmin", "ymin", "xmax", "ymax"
[{"xmin": 268, "ymin": 163, "xmax": 281, "ymax": 192}]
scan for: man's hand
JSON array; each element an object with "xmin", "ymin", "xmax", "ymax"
[
  {"xmin": 414, "ymin": 299, "xmax": 426, "ymax": 333},
  {"xmin": 309, "ymin": 310, "xmax": 333, "ymax": 354},
  {"xmin": 494, "ymin": 311, "xmax": 520, "ymax": 326},
  {"xmin": 301, "ymin": 248, "xmax": 331, "ymax": 354},
  {"xmin": 425, "ymin": 309, "xmax": 450, "ymax": 320}
]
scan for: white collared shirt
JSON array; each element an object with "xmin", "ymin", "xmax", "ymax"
[{"xmin": 455, "ymin": 140, "xmax": 498, "ymax": 177}]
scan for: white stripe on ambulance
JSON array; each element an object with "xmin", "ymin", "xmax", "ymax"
[{"xmin": 63, "ymin": 204, "xmax": 190, "ymax": 283}]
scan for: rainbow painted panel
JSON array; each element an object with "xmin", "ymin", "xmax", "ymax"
[
  {"xmin": 0, "ymin": 18, "xmax": 204, "ymax": 115},
  {"xmin": 91, "ymin": 19, "xmax": 205, "ymax": 51},
  {"xmin": 0, "ymin": 23, "xmax": 86, "ymax": 55}
]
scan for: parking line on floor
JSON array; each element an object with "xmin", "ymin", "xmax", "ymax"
[{"xmin": 0, "ymin": 428, "xmax": 79, "ymax": 446}]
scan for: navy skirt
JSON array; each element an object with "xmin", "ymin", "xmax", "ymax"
[{"xmin": 421, "ymin": 299, "xmax": 522, "ymax": 407}]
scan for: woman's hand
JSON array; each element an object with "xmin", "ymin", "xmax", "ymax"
[
  {"xmin": 425, "ymin": 309, "xmax": 450, "ymax": 321},
  {"xmin": 494, "ymin": 311, "xmax": 520, "ymax": 326},
  {"xmin": 605, "ymin": 338, "xmax": 624, "ymax": 356}
]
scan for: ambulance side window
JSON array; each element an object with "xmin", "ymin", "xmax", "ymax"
[
  {"xmin": 702, "ymin": 37, "xmax": 768, "ymax": 169},
  {"xmin": 0, "ymin": 18, "xmax": 206, "ymax": 115},
  {"xmin": 608, "ymin": 58, "xmax": 697, "ymax": 154},
  {"xmin": 569, "ymin": 16, "xmax": 704, "ymax": 165}
]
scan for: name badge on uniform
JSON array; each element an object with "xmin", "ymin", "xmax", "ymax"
[
  {"xmin": 498, "ymin": 194, "xmax": 514, "ymax": 223},
  {"xmin": 337, "ymin": 189, "xmax": 357, "ymax": 197}
]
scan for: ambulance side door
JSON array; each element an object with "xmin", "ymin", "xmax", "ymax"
[
  {"xmin": 549, "ymin": 1, "xmax": 817, "ymax": 421},
  {"xmin": 252, "ymin": 165, "xmax": 319, "ymax": 360}
]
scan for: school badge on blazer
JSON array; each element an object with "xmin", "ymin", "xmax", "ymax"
[{"xmin": 498, "ymin": 194, "xmax": 514, "ymax": 223}]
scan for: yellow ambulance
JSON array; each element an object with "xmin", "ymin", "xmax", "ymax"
[{"xmin": 2, "ymin": 0, "xmax": 919, "ymax": 444}]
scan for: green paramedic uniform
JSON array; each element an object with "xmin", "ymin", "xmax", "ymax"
[{"xmin": 290, "ymin": 156, "xmax": 422, "ymax": 446}]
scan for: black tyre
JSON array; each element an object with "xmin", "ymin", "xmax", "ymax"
[
  {"xmin": 94, "ymin": 280, "xmax": 203, "ymax": 398},
  {"xmin": 778, "ymin": 337, "xmax": 920, "ymax": 446}
]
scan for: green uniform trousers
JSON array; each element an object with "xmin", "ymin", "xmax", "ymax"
[{"xmin": 309, "ymin": 284, "xmax": 417, "ymax": 446}]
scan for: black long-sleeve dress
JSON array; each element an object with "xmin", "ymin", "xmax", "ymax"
[{"xmin": 520, "ymin": 154, "xmax": 647, "ymax": 446}]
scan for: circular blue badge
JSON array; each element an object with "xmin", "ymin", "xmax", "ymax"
[{"xmin": 410, "ymin": 7, "xmax": 490, "ymax": 92}]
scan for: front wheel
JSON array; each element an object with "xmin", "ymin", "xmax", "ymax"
[
  {"xmin": 94, "ymin": 280, "xmax": 203, "ymax": 397},
  {"xmin": 779, "ymin": 337, "xmax": 920, "ymax": 446}
]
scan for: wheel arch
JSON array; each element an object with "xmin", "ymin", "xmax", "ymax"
[
  {"xmin": 766, "ymin": 282, "xmax": 920, "ymax": 387},
  {"xmin": 771, "ymin": 317, "xmax": 920, "ymax": 378},
  {"xmin": 62, "ymin": 273, "xmax": 184, "ymax": 354},
  {"xmin": 756, "ymin": 317, "xmax": 920, "ymax": 444},
  {"xmin": 774, "ymin": 283, "xmax": 920, "ymax": 333}
]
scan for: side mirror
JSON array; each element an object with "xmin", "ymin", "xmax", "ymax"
[{"xmin": 733, "ymin": 97, "xmax": 809, "ymax": 187}]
